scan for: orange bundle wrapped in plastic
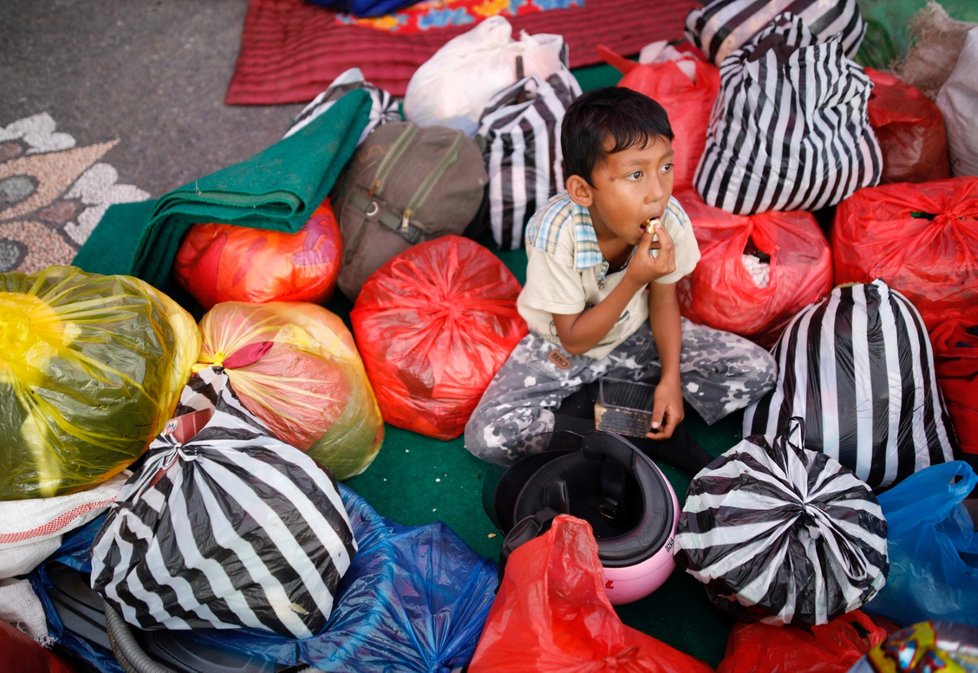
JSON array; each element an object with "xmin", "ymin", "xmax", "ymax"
[
  {"xmin": 174, "ymin": 199, "xmax": 342, "ymax": 310},
  {"xmin": 196, "ymin": 301, "xmax": 383, "ymax": 479}
]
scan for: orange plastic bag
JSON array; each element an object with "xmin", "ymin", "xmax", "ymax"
[
  {"xmin": 717, "ymin": 611, "xmax": 888, "ymax": 673},
  {"xmin": 833, "ymin": 176, "xmax": 978, "ymax": 333},
  {"xmin": 676, "ymin": 190, "xmax": 833, "ymax": 348},
  {"xmin": 174, "ymin": 198, "xmax": 342, "ymax": 309},
  {"xmin": 598, "ymin": 44, "xmax": 720, "ymax": 192},
  {"xmin": 930, "ymin": 317, "xmax": 978, "ymax": 456},
  {"xmin": 866, "ymin": 68, "xmax": 950, "ymax": 185},
  {"xmin": 197, "ymin": 301, "xmax": 384, "ymax": 479},
  {"xmin": 350, "ymin": 235, "xmax": 527, "ymax": 440},
  {"xmin": 469, "ymin": 515, "xmax": 715, "ymax": 673}
]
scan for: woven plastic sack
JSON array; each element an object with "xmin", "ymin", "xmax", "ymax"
[
  {"xmin": 676, "ymin": 422, "xmax": 889, "ymax": 626},
  {"xmin": 0, "ymin": 266, "xmax": 199, "ymax": 500},
  {"xmin": 598, "ymin": 42, "xmax": 720, "ymax": 192},
  {"xmin": 91, "ymin": 366, "xmax": 357, "ymax": 639},
  {"xmin": 197, "ymin": 301, "xmax": 384, "ymax": 480},
  {"xmin": 863, "ymin": 461, "xmax": 978, "ymax": 627},
  {"xmin": 675, "ymin": 189, "xmax": 832, "ymax": 349},
  {"xmin": 403, "ymin": 16, "xmax": 568, "ymax": 136},
  {"xmin": 694, "ymin": 12, "xmax": 881, "ymax": 214},
  {"xmin": 351, "ymin": 235, "xmax": 527, "ymax": 440},
  {"xmin": 469, "ymin": 514, "xmax": 715, "ymax": 673},
  {"xmin": 832, "ymin": 176, "xmax": 978, "ymax": 333},
  {"xmin": 0, "ymin": 472, "xmax": 126, "ymax": 579},
  {"xmin": 866, "ymin": 68, "xmax": 950, "ymax": 184},
  {"xmin": 890, "ymin": 1, "xmax": 977, "ymax": 99},
  {"xmin": 174, "ymin": 198, "xmax": 343, "ymax": 310},
  {"xmin": 937, "ymin": 26, "xmax": 978, "ymax": 177},
  {"xmin": 743, "ymin": 280, "xmax": 958, "ymax": 490}
]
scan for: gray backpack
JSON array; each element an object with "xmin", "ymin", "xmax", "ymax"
[{"xmin": 332, "ymin": 121, "xmax": 488, "ymax": 300}]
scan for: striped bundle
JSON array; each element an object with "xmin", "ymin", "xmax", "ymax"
[
  {"xmin": 694, "ymin": 11, "xmax": 881, "ymax": 214},
  {"xmin": 684, "ymin": 0, "xmax": 866, "ymax": 66},
  {"xmin": 744, "ymin": 280, "xmax": 958, "ymax": 490},
  {"xmin": 675, "ymin": 423, "xmax": 888, "ymax": 626},
  {"xmin": 91, "ymin": 366, "xmax": 356, "ymax": 639},
  {"xmin": 477, "ymin": 69, "xmax": 581, "ymax": 250}
]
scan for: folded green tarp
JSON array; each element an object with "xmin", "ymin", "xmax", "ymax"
[{"xmin": 73, "ymin": 89, "xmax": 372, "ymax": 290}]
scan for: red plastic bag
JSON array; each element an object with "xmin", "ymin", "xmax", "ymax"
[
  {"xmin": 598, "ymin": 44, "xmax": 720, "ymax": 192},
  {"xmin": 930, "ymin": 317, "xmax": 978, "ymax": 456},
  {"xmin": 676, "ymin": 189, "xmax": 833, "ymax": 348},
  {"xmin": 833, "ymin": 176, "xmax": 978, "ymax": 333},
  {"xmin": 0, "ymin": 620, "xmax": 76, "ymax": 673},
  {"xmin": 469, "ymin": 515, "xmax": 715, "ymax": 673},
  {"xmin": 351, "ymin": 235, "xmax": 527, "ymax": 440},
  {"xmin": 197, "ymin": 301, "xmax": 384, "ymax": 479},
  {"xmin": 717, "ymin": 611, "xmax": 888, "ymax": 673},
  {"xmin": 174, "ymin": 198, "xmax": 342, "ymax": 309},
  {"xmin": 866, "ymin": 68, "xmax": 950, "ymax": 185}
]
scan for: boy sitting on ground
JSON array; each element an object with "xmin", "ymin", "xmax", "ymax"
[{"xmin": 464, "ymin": 87, "xmax": 777, "ymax": 473}]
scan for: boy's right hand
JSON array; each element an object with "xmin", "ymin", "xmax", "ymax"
[{"xmin": 629, "ymin": 221, "xmax": 676, "ymax": 284}]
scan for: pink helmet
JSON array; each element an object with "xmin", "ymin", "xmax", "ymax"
[{"xmin": 486, "ymin": 430, "xmax": 680, "ymax": 604}]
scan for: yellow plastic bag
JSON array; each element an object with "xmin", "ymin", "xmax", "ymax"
[
  {"xmin": 0, "ymin": 266, "xmax": 200, "ymax": 499},
  {"xmin": 196, "ymin": 301, "xmax": 384, "ymax": 480}
]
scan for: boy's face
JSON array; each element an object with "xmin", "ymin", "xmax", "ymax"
[{"xmin": 570, "ymin": 134, "xmax": 675, "ymax": 246}]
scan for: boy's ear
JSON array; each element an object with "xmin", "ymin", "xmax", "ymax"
[{"xmin": 566, "ymin": 174, "xmax": 593, "ymax": 207}]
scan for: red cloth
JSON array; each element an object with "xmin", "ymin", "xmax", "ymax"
[{"xmin": 227, "ymin": 0, "xmax": 701, "ymax": 104}]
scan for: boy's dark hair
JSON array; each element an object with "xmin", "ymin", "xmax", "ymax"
[{"xmin": 561, "ymin": 87, "xmax": 674, "ymax": 185}]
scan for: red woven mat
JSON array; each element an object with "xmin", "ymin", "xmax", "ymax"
[{"xmin": 226, "ymin": 0, "xmax": 701, "ymax": 105}]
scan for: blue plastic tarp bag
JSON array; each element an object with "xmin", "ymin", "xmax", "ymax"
[
  {"xmin": 30, "ymin": 484, "xmax": 499, "ymax": 672},
  {"xmin": 864, "ymin": 461, "xmax": 978, "ymax": 627}
]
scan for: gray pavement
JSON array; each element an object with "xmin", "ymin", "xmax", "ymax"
[{"xmin": 2, "ymin": 0, "xmax": 305, "ymax": 198}]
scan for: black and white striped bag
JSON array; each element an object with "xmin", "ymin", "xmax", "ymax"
[
  {"xmin": 284, "ymin": 67, "xmax": 401, "ymax": 144},
  {"xmin": 684, "ymin": 0, "xmax": 866, "ymax": 66},
  {"xmin": 675, "ymin": 421, "xmax": 888, "ymax": 626},
  {"xmin": 91, "ymin": 366, "xmax": 356, "ymax": 639},
  {"xmin": 694, "ymin": 12, "xmax": 882, "ymax": 215},
  {"xmin": 743, "ymin": 280, "xmax": 959, "ymax": 490},
  {"xmin": 475, "ymin": 69, "xmax": 581, "ymax": 250}
]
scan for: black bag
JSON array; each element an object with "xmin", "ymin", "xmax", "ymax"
[
  {"xmin": 742, "ymin": 279, "xmax": 959, "ymax": 490},
  {"xmin": 694, "ymin": 12, "xmax": 882, "ymax": 214},
  {"xmin": 684, "ymin": 0, "xmax": 866, "ymax": 66},
  {"xmin": 331, "ymin": 120, "xmax": 488, "ymax": 299},
  {"xmin": 475, "ymin": 65, "xmax": 580, "ymax": 250},
  {"xmin": 675, "ymin": 421, "xmax": 889, "ymax": 626},
  {"xmin": 90, "ymin": 366, "xmax": 357, "ymax": 639},
  {"xmin": 284, "ymin": 67, "xmax": 401, "ymax": 144}
]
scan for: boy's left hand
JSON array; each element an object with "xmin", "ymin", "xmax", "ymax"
[{"xmin": 646, "ymin": 378, "xmax": 685, "ymax": 439}]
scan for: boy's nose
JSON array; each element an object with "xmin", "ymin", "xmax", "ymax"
[{"xmin": 646, "ymin": 177, "xmax": 665, "ymax": 203}]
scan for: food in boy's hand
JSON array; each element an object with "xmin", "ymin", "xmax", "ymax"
[{"xmin": 643, "ymin": 217, "xmax": 662, "ymax": 257}]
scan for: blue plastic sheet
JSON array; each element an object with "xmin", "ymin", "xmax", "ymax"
[
  {"xmin": 864, "ymin": 461, "xmax": 978, "ymax": 627},
  {"xmin": 30, "ymin": 483, "xmax": 499, "ymax": 672}
]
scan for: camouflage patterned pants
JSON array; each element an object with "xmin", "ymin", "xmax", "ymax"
[{"xmin": 464, "ymin": 319, "xmax": 777, "ymax": 465}]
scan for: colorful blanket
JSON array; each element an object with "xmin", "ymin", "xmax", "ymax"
[{"xmin": 226, "ymin": 0, "xmax": 700, "ymax": 104}]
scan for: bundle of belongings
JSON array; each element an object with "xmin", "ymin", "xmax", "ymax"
[{"xmin": 4, "ymin": 0, "xmax": 978, "ymax": 670}]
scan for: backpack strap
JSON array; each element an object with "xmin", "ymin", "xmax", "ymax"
[{"xmin": 347, "ymin": 189, "xmax": 428, "ymax": 244}]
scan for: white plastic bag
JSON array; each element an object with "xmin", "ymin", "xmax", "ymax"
[{"xmin": 403, "ymin": 16, "xmax": 567, "ymax": 136}]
